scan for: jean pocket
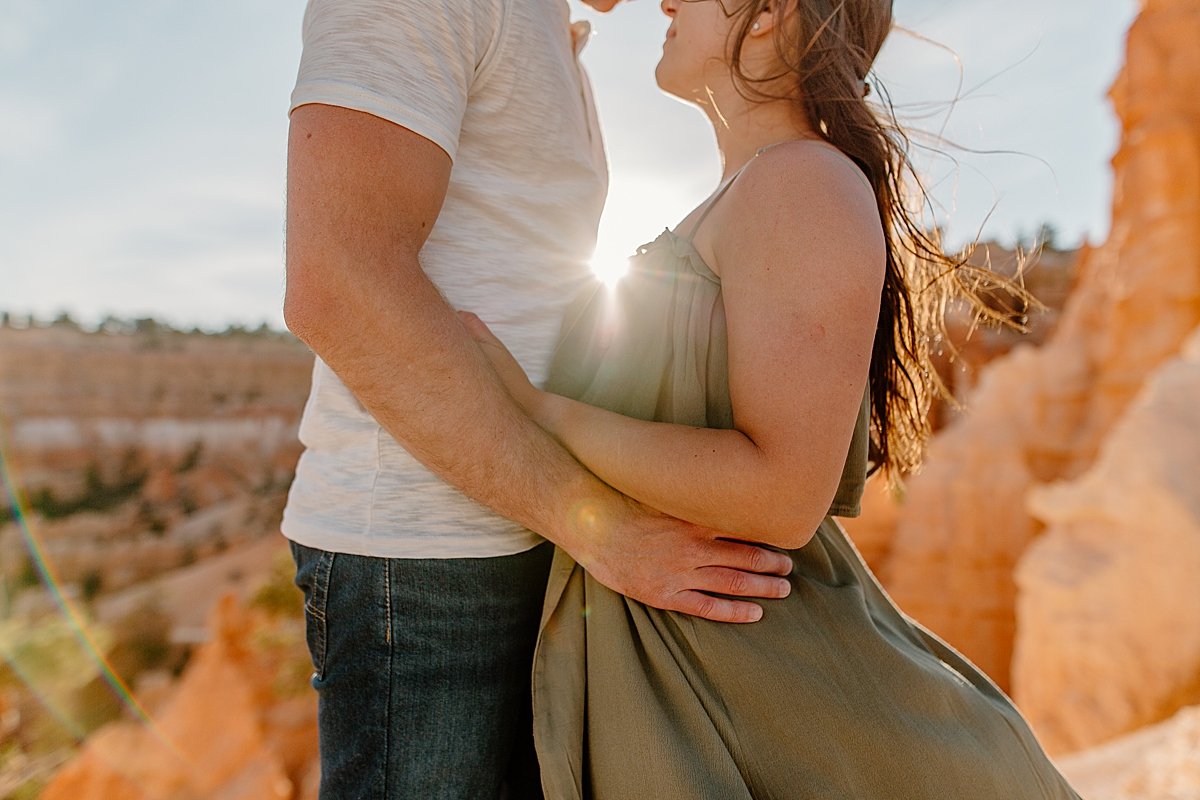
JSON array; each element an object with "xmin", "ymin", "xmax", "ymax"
[{"xmin": 290, "ymin": 540, "xmax": 335, "ymax": 681}]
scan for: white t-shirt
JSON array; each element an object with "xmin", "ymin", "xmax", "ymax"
[{"xmin": 281, "ymin": 0, "xmax": 609, "ymax": 558}]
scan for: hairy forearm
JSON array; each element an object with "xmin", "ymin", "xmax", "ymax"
[
  {"xmin": 286, "ymin": 255, "xmax": 614, "ymax": 555},
  {"xmin": 536, "ymin": 392, "xmax": 826, "ymax": 548}
]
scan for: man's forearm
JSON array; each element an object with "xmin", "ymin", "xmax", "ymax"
[{"xmin": 286, "ymin": 252, "xmax": 612, "ymax": 556}]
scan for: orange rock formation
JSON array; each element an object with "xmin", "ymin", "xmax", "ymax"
[
  {"xmin": 1016, "ymin": 326, "xmax": 1200, "ymax": 753},
  {"xmin": 1056, "ymin": 703, "xmax": 1200, "ymax": 799},
  {"xmin": 861, "ymin": 0, "xmax": 1200, "ymax": 755},
  {"xmin": 40, "ymin": 594, "xmax": 317, "ymax": 800}
]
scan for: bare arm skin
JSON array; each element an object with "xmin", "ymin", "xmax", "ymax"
[
  {"xmin": 463, "ymin": 144, "xmax": 885, "ymax": 549},
  {"xmin": 284, "ymin": 104, "xmax": 794, "ymax": 622}
]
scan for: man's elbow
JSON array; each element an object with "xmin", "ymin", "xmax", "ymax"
[
  {"xmin": 283, "ymin": 280, "xmax": 322, "ymax": 345},
  {"xmin": 283, "ymin": 254, "xmax": 342, "ymax": 347}
]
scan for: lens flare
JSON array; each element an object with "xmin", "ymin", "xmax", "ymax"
[
  {"xmin": 0, "ymin": 424, "xmax": 190, "ymax": 765},
  {"xmin": 589, "ymin": 251, "xmax": 630, "ymax": 290}
]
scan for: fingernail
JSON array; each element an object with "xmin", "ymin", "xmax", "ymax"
[{"xmin": 750, "ymin": 606, "xmax": 763, "ymax": 621}]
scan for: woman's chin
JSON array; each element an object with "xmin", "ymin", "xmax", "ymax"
[{"xmin": 653, "ymin": 64, "xmax": 682, "ymax": 98}]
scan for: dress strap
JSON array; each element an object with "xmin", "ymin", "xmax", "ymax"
[
  {"xmin": 681, "ymin": 165, "xmax": 748, "ymax": 246},
  {"xmin": 680, "ymin": 140, "xmax": 793, "ymax": 246}
]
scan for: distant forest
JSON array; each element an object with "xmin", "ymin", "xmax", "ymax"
[
  {"xmin": 0, "ymin": 311, "xmax": 294, "ymax": 340},
  {"xmin": 0, "ymin": 223, "xmax": 1070, "ymax": 341}
]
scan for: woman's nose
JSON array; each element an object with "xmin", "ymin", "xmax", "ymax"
[{"xmin": 660, "ymin": 0, "xmax": 677, "ymax": 17}]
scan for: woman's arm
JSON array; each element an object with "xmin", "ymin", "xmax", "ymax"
[
  {"xmin": 462, "ymin": 145, "xmax": 885, "ymax": 549},
  {"xmin": 533, "ymin": 392, "xmax": 808, "ymax": 544}
]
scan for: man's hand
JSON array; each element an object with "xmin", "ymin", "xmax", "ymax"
[{"xmin": 576, "ymin": 495, "xmax": 794, "ymax": 623}]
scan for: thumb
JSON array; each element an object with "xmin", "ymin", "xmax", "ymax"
[{"xmin": 456, "ymin": 310, "xmax": 493, "ymax": 340}]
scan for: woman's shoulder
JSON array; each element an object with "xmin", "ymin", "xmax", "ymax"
[
  {"xmin": 735, "ymin": 139, "xmax": 876, "ymax": 220},
  {"xmin": 709, "ymin": 140, "xmax": 885, "ymax": 281}
]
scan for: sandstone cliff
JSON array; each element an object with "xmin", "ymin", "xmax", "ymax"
[
  {"xmin": 39, "ymin": 591, "xmax": 318, "ymax": 800},
  {"xmin": 1057, "ymin": 703, "xmax": 1200, "ymax": 800},
  {"xmin": 1016, "ymin": 324, "xmax": 1200, "ymax": 753},
  {"xmin": 855, "ymin": 0, "xmax": 1200, "ymax": 757},
  {"xmin": 0, "ymin": 325, "xmax": 312, "ymax": 596},
  {"xmin": 0, "ymin": 324, "xmax": 315, "ymax": 793}
]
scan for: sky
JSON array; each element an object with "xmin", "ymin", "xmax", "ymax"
[{"xmin": 1, "ymin": 0, "xmax": 1137, "ymax": 330}]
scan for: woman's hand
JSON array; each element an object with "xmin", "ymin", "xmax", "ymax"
[{"xmin": 457, "ymin": 310, "xmax": 546, "ymax": 421}]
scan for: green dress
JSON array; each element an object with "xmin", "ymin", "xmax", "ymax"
[{"xmin": 531, "ymin": 173, "xmax": 1084, "ymax": 799}]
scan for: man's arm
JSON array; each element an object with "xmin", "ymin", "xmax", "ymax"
[{"xmin": 284, "ymin": 104, "xmax": 792, "ymax": 622}]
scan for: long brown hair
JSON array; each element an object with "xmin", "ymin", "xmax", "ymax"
[{"xmin": 715, "ymin": 0, "xmax": 1033, "ymax": 482}]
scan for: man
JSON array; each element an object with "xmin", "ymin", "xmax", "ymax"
[{"xmin": 282, "ymin": 0, "xmax": 794, "ymax": 796}]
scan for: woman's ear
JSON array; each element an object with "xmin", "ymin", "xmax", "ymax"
[
  {"xmin": 748, "ymin": 7, "xmax": 774, "ymax": 38},
  {"xmin": 751, "ymin": 0, "xmax": 800, "ymax": 37}
]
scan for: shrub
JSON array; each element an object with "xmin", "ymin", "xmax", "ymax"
[
  {"xmin": 80, "ymin": 571, "xmax": 103, "ymax": 603},
  {"xmin": 251, "ymin": 550, "xmax": 303, "ymax": 618}
]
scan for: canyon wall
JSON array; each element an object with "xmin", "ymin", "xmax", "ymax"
[
  {"xmin": 861, "ymin": 0, "xmax": 1200, "ymax": 756},
  {"xmin": 0, "ymin": 325, "xmax": 313, "ymax": 597}
]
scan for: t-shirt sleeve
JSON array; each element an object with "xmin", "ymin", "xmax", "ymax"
[{"xmin": 289, "ymin": 0, "xmax": 501, "ymax": 161}]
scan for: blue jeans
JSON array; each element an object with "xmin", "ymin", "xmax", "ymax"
[{"xmin": 289, "ymin": 538, "xmax": 554, "ymax": 800}]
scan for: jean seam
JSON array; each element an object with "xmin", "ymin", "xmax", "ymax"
[
  {"xmin": 382, "ymin": 557, "xmax": 393, "ymax": 799},
  {"xmin": 307, "ymin": 549, "xmax": 334, "ymax": 680}
]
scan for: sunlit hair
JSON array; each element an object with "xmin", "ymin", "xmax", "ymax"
[{"xmin": 713, "ymin": 0, "xmax": 1035, "ymax": 483}]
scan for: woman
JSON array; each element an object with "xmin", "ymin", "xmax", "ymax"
[{"xmin": 460, "ymin": 0, "xmax": 1083, "ymax": 797}]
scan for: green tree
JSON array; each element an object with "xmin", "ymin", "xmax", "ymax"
[{"xmin": 51, "ymin": 311, "xmax": 80, "ymax": 330}]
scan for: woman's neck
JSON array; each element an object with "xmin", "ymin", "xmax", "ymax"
[{"xmin": 698, "ymin": 92, "xmax": 821, "ymax": 181}]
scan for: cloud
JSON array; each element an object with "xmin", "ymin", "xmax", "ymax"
[
  {"xmin": 1, "ymin": 168, "xmax": 287, "ymax": 329},
  {"xmin": 0, "ymin": 0, "xmax": 50, "ymax": 61},
  {"xmin": 0, "ymin": 91, "xmax": 68, "ymax": 159}
]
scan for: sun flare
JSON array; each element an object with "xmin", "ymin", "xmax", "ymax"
[{"xmin": 588, "ymin": 250, "xmax": 631, "ymax": 289}]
